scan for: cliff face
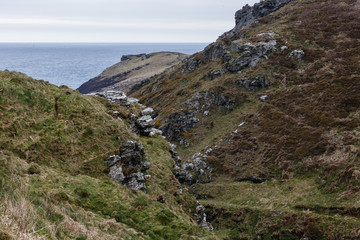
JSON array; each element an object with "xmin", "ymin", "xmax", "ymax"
[
  {"xmin": 234, "ymin": 0, "xmax": 295, "ymax": 30},
  {"xmin": 133, "ymin": 0, "xmax": 360, "ymax": 238},
  {"xmin": 77, "ymin": 52, "xmax": 188, "ymax": 94}
]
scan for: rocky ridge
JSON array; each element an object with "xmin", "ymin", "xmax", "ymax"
[
  {"xmin": 88, "ymin": 90, "xmax": 162, "ymax": 191},
  {"xmin": 92, "ymin": 90, "xmax": 214, "ymax": 229},
  {"xmin": 234, "ymin": 0, "xmax": 295, "ymax": 30},
  {"xmin": 106, "ymin": 141, "xmax": 151, "ymax": 192}
]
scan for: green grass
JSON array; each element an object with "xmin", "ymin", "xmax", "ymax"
[
  {"xmin": 196, "ymin": 175, "xmax": 360, "ymax": 239},
  {"xmin": 0, "ymin": 70, "xmax": 215, "ymax": 239}
]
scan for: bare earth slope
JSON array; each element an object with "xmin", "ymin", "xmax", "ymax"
[{"xmin": 77, "ymin": 52, "xmax": 188, "ymax": 94}]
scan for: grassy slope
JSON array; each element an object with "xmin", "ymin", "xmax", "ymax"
[
  {"xmin": 133, "ymin": 0, "xmax": 360, "ymax": 239},
  {"xmin": 0, "ymin": 70, "xmax": 215, "ymax": 239},
  {"xmin": 77, "ymin": 52, "xmax": 188, "ymax": 94}
]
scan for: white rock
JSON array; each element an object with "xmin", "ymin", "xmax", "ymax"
[
  {"xmin": 127, "ymin": 98, "xmax": 139, "ymax": 104},
  {"xmin": 149, "ymin": 128, "xmax": 163, "ymax": 137},
  {"xmin": 257, "ymin": 31, "xmax": 275, "ymax": 37},
  {"xmin": 281, "ymin": 46, "xmax": 288, "ymax": 52},
  {"xmin": 259, "ymin": 95, "xmax": 268, "ymax": 102},
  {"xmin": 141, "ymin": 107, "xmax": 154, "ymax": 116},
  {"xmin": 289, "ymin": 49, "xmax": 305, "ymax": 59}
]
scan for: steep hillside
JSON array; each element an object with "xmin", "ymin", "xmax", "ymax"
[
  {"xmin": 0, "ymin": 70, "xmax": 215, "ymax": 239},
  {"xmin": 77, "ymin": 52, "xmax": 188, "ymax": 94},
  {"xmin": 132, "ymin": 0, "xmax": 360, "ymax": 239}
]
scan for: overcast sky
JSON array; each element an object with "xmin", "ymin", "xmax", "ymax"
[{"xmin": 0, "ymin": 0, "xmax": 259, "ymax": 43}]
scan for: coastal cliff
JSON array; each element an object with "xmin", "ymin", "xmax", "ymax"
[
  {"xmin": 2, "ymin": 0, "xmax": 360, "ymax": 239},
  {"xmin": 77, "ymin": 52, "xmax": 188, "ymax": 94}
]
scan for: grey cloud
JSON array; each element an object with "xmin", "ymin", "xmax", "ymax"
[{"xmin": 0, "ymin": 0, "xmax": 260, "ymax": 42}]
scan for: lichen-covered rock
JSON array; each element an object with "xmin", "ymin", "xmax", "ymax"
[
  {"xmin": 161, "ymin": 112, "xmax": 199, "ymax": 145},
  {"xmin": 234, "ymin": 0, "xmax": 295, "ymax": 30},
  {"xmin": 182, "ymin": 91, "xmax": 236, "ymax": 113},
  {"xmin": 206, "ymin": 69, "xmax": 225, "ymax": 80},
  {"xmin": 194, "ymin": 204, "xmax": 213, "ymax": 231},
  {"xmin": 180, "ymin": 58, "xmax": 203, "ymax": 73},
  {"xmin": 141, "ymin": 107, "xmax": 154, "ymax": 116},
  {"xmin": 289, "ymin": 49, "xmax": 305, "ymax": 59},
  {"xmin": 134, "ymin": 115, "xmax": 155, "ymax": 136},
  {"xmin": 92, "ymin": 91, "xmax": 161, "ymax": 137},
  {"xmin": 108, "ymin": 163, "xmax": 125, "ymax": 183},
  {"xmin": 91, "ymin": 90, "xmax": 139, "ymax": 107},
  {"xmin": 235, "ymin": 77, "xmax": 269, "ymax": 91},
  {"xmin": 105, "ymin": 141, "xmax": 150, "ymax": 192},
  {"xmin": 162, "ymin": 91, "xmax": 235, "ymax": 145},
  {"xmin": 230, "ymin": 41, "xmax": 255, "ymax": 53},
  {"xmin": 203, "ymin": 42, "xmax": 227, "ymax": 61},
  {"xmin": 226, "ymin": 40, "xmax": 277, "ymax": 72},
  {"xmin": 173, "ymin": 152, "xmax": 212, "ymax": 185}
]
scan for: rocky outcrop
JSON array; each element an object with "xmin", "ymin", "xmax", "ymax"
[
  {"xmin": 235, "ymin": 77, "xmax": 269, "ymax": 91},
  {"xmin": 161, "ymin": 91, "xmax": 236, "ymax": 146},
  {"xmin": 180, "ymin": 58, "xmax": 204, "ymax": 74},
  {"xmin": 234, "ymin": 0, "xmax": 295, "ymax": 30},
  {"xmin": 90, "ymin": 90, "xmax": 135, "ymax": 106},
  {"xmin": 206, "ymin": 69, "xmax": 225, "ymax": 80},
  {"xmin": 226, "ymin": 40, "xmax": 277, "ymax": 72},
  {"xmin": 90, "ymin": 91, "xmax": 162, "ymax": 137},
  {"xmin": 169, "ymin": 144, "xmax": 214, "ymax": 229},
  {"xmin": 182, "ymin": 90, "xmax": 236, "ymax": 114},
  {"xmin": 161, "ymin": 112, "xmax": 199, "ymax": 146},
  {"xmin": 170, "ymin": 144, "xmax": 213, "ymax": 185},
  {"xmin": 194, "ymin": 204, "xmax": 213, "ymax": 231},
  {"xmin": 106, "ymin": 141, "xmax": 151, "ymax": 192},
  {"xmin": 203, "ymin": 42, "xmax": 227, "ymax": 62},
  {"xmin": 289, "ymin": 49, "xmax": 305, "ymax": 59},
  {"xmin": 172, "ymin": 149, "xmax": 212, "ymax": 185},
  {"xmin": 121, "ymin": 53, "xmax": 148, "ymax": 62}
]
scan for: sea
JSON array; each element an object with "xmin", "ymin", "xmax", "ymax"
[{"xmin": 0, "ymin": 43, "xmax": 208, "ymax": 89}]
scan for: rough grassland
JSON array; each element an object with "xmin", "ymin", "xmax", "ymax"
[
  {"xmin": 0, "ymin": 70, "xmax": 215, "ymax": 239},
  {"xmin": 132, "ymin": 0, "xmax": 360, "ymax": 239}
]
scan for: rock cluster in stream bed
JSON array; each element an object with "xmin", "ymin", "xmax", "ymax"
[
  {"xmin": 169, "ymin": 144, "xmax": 213, "ymax": 230},
  {"xmin": 89, "ymin": 91, "xmax": 161, "ymax": 137},
  {"xmin": 170, "ymin": 144, "xmax": 212, "ymax": 186},
  {"xmin": 194, "ymin": 204, "xmax": 213, "ymax": 231},
  {"xmin": 105, "ymin": 141, "xmax": 151, "ymax": 192}
]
